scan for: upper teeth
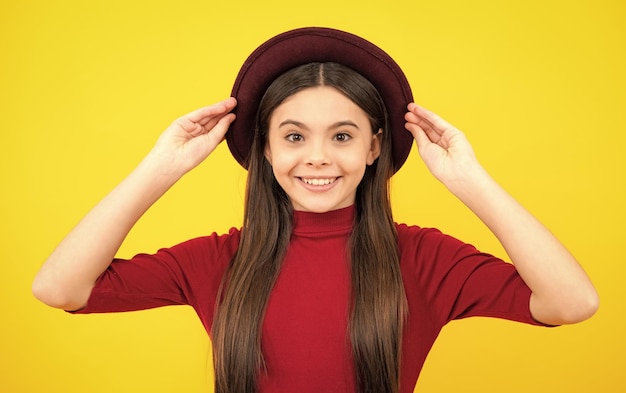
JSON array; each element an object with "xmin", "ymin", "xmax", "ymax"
[{"xmin": 302, "ymin": 178, "xmax": 335, "ymax": 186}]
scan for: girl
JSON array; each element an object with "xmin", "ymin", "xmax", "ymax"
[{"xmin": 32, "ymin": 28, "xmax": 598, "ymax": 393}]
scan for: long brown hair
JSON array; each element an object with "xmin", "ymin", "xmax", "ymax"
[{"xmin": 212, "ymin": 62, "xmax": 407, "ymax": 393}]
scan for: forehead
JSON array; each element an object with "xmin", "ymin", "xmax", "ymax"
[{"xmin": 270, "ymin": 86, "xmax": 369, "ymax": 126}]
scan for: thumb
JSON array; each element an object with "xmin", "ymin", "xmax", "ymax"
[
  {"xmin": 405, "ymin": 122, "xmax": 431, "ymax": 153},
  {"xmin": 204, "ymin": 113, "xmax": 236, "ymax": 147}
]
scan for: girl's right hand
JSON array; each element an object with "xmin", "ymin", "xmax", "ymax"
[
  {"xmin": 147, "ymin": 97, "xmax": 237, "ymax": 176},
  {"xmin": 32, "ymin": 97, "xmax": 237, "ymax": 310}
]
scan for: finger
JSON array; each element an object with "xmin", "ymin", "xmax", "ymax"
[
  {"xmin": 404, "ymin": 121, "xmax": 422, "ymax": 142},
  {"xmin": 177, "ymin": 103, "xmax": 234, "ymax": 136},
  {"xmin": 405, "ymin": 121, "xmax": 436, "ymax": 148},
  {"xmin": 204, "ymin": 113, "xmax": 236, "ymax": 146},
  {"xmin": 413, "ymin": 128, "xmax": 434, "ymax": 154},
  {"xmin": 408, "ymin": 103, "xmax": 453, "ymax": 134},
  {"xmin": 197, "ymin": 101, "xmax": 237, "ymax": 127},
  {"xmin": 405, "ymin": 106, "xmax": 440, "ymax": 137},
  {"xmin": 405, "ymin": 111, "xmax": 441, "ymax": 143},
  {"xmin": 190, "ymin": 98, "xmax": 237, "ymax": 134},
  {"xmin": 186, "ymin": 97, "xmax": 237, "ymax": 124}
]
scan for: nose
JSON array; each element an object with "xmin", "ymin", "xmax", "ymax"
[{"xmin": 306, "ymin": 139, "xmax": 330, "ymax": 167}]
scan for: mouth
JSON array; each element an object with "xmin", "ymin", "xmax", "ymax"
[{"xmin": 299, "ymin": 177, "xmax": 338, "ymax": 186}]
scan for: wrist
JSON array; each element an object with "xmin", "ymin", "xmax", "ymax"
[
  {"xmin": 133, "ymin": 152, "xmax": 185, "ymax": 194},
  {"xmin": 141, "ymin": 150, "xmax": 188, "ymax": 181},
  {"xmin": 443, "ymin": 162, "xmax": 493, "ymax": 200}
]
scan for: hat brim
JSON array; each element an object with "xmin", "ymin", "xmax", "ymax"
[{"xmin": 227, "ymin": 27, "xmax": 414, "ymax": 173}]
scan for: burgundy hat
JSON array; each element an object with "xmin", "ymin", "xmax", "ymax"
[{"xmin": 227, "ymin": 27, "xmax": 414, "ymax": 173}]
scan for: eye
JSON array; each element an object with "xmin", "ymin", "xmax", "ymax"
[
  {"xmin": 334, "ymin": 132, "xmax": 352, "ymax": 142},
  {"xmin": 285, "ymin": 133, "xmax": 304, "ymax": 142}
]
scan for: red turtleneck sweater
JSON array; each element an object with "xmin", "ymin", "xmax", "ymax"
[{"xmin": 74, "ymin": 205, "xmax": 545, "ymax": 392}]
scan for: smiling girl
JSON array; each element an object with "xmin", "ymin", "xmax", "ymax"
[{"xmin": 32, "ymin": 28, "xmax": 598, "ymax": 393}]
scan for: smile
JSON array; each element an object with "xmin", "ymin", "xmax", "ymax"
[{"xmin": 300, "ymin": 177, "xmax": 337, "ymax": 186}]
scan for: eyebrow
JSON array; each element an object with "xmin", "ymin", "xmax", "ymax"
[{"xmin": 278, "ymin": 119, "xmax": 360, "ymax": 130}]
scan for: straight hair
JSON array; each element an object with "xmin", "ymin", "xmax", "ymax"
[{"xmin": 212, "ymin": 62, "xmax": 407, "ymax": 393}]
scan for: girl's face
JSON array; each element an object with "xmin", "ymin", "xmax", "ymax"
[{"xmin": 265, "ymin": 86, "xmax": 381, "ymax": 213}]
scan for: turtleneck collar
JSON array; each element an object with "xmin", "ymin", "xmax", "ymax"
[{"xmin": 292, "ymin": 205, "xmax": 355, "ymax": 236}]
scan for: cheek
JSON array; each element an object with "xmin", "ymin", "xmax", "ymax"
[
  {"xmin": 268, "ymin": 152, "xmax": 296, "ymax": 175},
  {"xmin": 339, "ymin": 154, "xmax": 368, "ymax": 181},
  {"xmin": 344, "ymin": 145, "xmax": 375, "ymax": 168},
  {"xmin": 343, "ymin": 155, "xmax": 366, "ymax": 170}
]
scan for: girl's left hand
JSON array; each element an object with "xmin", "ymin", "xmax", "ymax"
[
  {"xmin": 405, "ymin": 104, "xmax": 599, "ymax": 325},
  {"xmin": 404, "ymin": 103, "xmax": 483, "ymax": 187}
]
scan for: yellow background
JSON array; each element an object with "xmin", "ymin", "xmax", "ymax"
[{"xmin": 1, "ymin": 0, "xmax": 624, "ymax": 391}]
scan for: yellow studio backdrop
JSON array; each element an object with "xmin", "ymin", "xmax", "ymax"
[{"xmin": 1, "ymin": 0, "xmax": 624, "ymax": 391}]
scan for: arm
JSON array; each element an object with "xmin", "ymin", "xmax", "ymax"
[
  {"xmin": 32, "ymin": 98, "xmax": 237, "ymax": 311},
  {"xmin": 404, "ymin": 103, "xmax": 598, "ymax": 325}
]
